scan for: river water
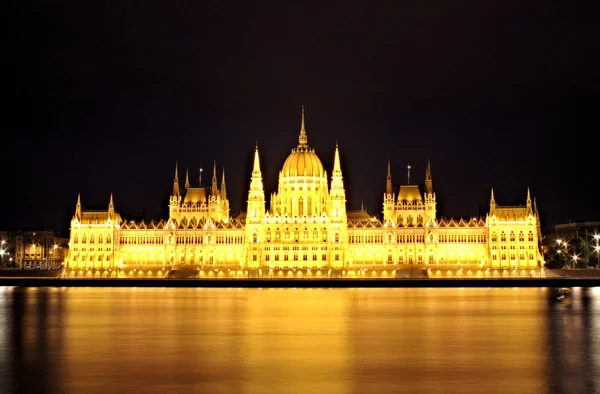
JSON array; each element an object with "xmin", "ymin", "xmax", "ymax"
[{"xmin": 0, "ymin": 286, "xmax": 598, "ymax": 394}]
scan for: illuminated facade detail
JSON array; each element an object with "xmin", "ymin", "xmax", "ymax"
[{"xmin": 67, "ymin": 108, "xmax": 545, "ymax": 278}]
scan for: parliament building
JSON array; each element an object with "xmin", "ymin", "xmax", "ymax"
[{"xmin": 66, "ymin": 109, "xmax": 545, "ymax": 278}]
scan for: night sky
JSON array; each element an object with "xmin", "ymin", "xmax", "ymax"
[{"xmin": 5, "ymin": 1, "xmax": 598, "ymax": 234}]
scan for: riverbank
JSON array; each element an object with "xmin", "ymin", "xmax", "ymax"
[{"xmin": 1, "ymin": 277, "xmax": 600, "ymax": 288}]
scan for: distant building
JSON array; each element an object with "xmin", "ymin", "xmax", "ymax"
[
  {"xmin": 1, "ymin": 229, "xmax": 68, "ymax": 269},
  {"xmin": 67, "ymin": 108, "xmax": 545, "ymax": 278},
  {"xmin": 555, "ymin": 221, "xmax": 600, "ymax": 242}
]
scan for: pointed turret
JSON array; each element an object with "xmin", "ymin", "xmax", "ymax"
[
  {"xmin": 172, "ymin": 162, "xmax": 180, "ymax": 197},
  {"xmin": 299, "ymin": 105, "xmax": 308, "ymax": 147},
  {"xmin": 386, "ymin": 160, "xmax": 393, "ymax": 195},
  {"xmin": 75, "ymin": 193, "xmax": 82, "ymax": 218},
  {"xmin": 211, "ymin": 160, "xmax": 219, "ymax": 197},
  {"xmin": 169, "ymin": 162, "xmax": 182, "ymax": 219},
  {"xmin": 490, "ymin": 188, "xmax": 496, "ymax": 213},
  {"xmin": 252, "ymin": 142, "xmax": 262, "ymax": 178},
  {"xmin": 526, "ymin": 187, "xmax": 532, "ymax": 213},
  {"xmin": 247, "ymin": 143, "xmax": 265, "ymax": 221},
  {"xmin": 425, "ymin": 159, "xmax": 433, "ymax": 195},
  {"xmin": 185, "ymin": 167, "xmax": 190, "ymax": 189},
  {"xmin": 108, "ymin": 193, "xmax": 114, "ymax": 216},
  {"xmin": 220, "ymin": 167, "xmax": 227, "ymax": 201},
  {"xmin": 333, "ymin": 142, "xmax": 342, "ymax": 176},
  {"xmin": 329, "ymin": 143, "xmax": 346, "ymax": 222}
]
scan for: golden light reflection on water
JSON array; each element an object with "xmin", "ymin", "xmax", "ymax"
[{"xmin": 0, "ymin": 286, "xmax": 599, "ymax": 394}]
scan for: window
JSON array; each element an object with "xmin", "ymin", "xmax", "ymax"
[
  {"xmin": 510, "ymin": 232, "xmax": 515, "ymax": 242},
  {"xmin": 528, "ymin": 231, "xmax": 534, "ymax": 242},
  {"xmin": 334, "ymin": 233, "xmax": 340, "ymax": 243},
  {"xmin": 492, "ymin": 232, "xmax": 497, "ymax": 242},
  {"xmin": 298, "ymin": 197, "xmax": 304, "ymax": 216},
  {"xmin": 501, "ymin": 232, "xmax": 506, "ymax": 242},
  {"xmin": 252, "ymin": 233, "xmax": 258, "ymax": 243},
  {"xmin": 519, "ymin": 232, "xmax": 524, "ymax": 242}
]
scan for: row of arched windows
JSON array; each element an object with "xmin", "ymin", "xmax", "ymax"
[
  {"xmin": 73, "ymin": 234, "xmax": 112, "ymax": 244},
  {"xmin": 491, "ymin": 231, "xmax": 534, "ymax": 242}
]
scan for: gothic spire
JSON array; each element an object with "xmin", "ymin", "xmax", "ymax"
[
  {"xmin": 221, "ymin": 167, "xmax": 227, "ymax": 200},
  {"xmin": 211, "ymin": 160, "xmax": 219, "ymax": 196},
  {"xmin": 185, "ymin": 167, "xmax": 190, "ymax": 189},
  {"xmin": 386, "ymin": 160, "xmax": 393, "ymax": 195},
  {"xmin": 108, "ymin": 193, "xmax": 114, "ymax": 215},
  {"xmin": 172, "ymin": 161, "xmax": 180, "ymax": 196},
  {"xmin": 425, "ymin": 159, "xmax": 433, "ymax": 195},
  {"xmin": 298, "ymin": 105, "xmax": 308, "ymax": 147},
  {"xmin": 75, "ymin": 193, "xmax": 82, "ymax": 217},
  {"xmin": 333, "ymin": 142, "xmax": 342, "ymax": 175},
  {"xmin": 252, "ymin": 143, "xmax": 262, "ymax": 177}
]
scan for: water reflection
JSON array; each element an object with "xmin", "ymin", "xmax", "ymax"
[
  {"xmin": 546, "ymin": 287, "xmax": 599, "ymax": 393},
  {"xmin": 0, "ymin": 287, "xmax": 598, "ymax": 394}
]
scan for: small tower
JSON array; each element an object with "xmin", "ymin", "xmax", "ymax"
[
  {"xmin": 526, "ymin": 187, "xmax": 532, "ymax": 215},
  {"xmin": 185, "ymin": 167, "xmax": 190, "ymax": 189},
  {"xmin": 247, "ymin": 143, "xmax": 266, "ymax": 221},
  {"xmin": 169, "ymin": 162, "xmax": 182, "ymax": 219},
  {"xmin": 246, "ymin": 143, "xmax": 266, "ymax": 270},
  {"xmin": 75, "ymin": 193, "xmax": 82, "ymax": 220},
  {"xmin": 423, "ymin": 159, "xmax": 437, "ymax": 222},
  {"xmin": 108, "ymin": 193, "xmax": 114, "ymax": 217},
  {"xmin": 329, "ymin": 142, "xmax": 347, "ymax": 222},
  {"xmin": 211, "ymin": 160, "xmax": 219, "ymax": 198},
  {"xmin": 425, "ymin": 159, "xmax": 433, "ymax": 196},
  {"xmin": 489, "ymin": 188, "xmax": 496, "ymax": 214},
  {"xmin": 383, "ymin": 160, "xmax": 395, "ymax": 221}
]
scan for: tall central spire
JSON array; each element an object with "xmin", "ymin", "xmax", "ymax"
[{"xmin": 298, "ymin": 105, "xmax": 308, "ymax": 147}]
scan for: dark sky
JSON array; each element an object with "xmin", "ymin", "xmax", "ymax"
[{"xmin": 4, "ymin": 1, "xmax": 598, "ymax": 234}]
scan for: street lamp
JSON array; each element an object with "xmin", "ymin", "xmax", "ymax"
[{"xmin": 572, "ymin": 254, "xmax": 579, "ymax": 269}]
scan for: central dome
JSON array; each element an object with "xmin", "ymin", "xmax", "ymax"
[
  {"xmin": 282, "ymin": 147, "xmax": 325, "ymax": 177},
  {"xmin": 280, "ymin": 107, "xmax": 325, "ymax": 178}
]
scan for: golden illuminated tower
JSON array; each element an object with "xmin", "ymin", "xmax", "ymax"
[
  {"xmin": 383, "ymin": 161, "xmax": 395, "ymax": 221},
  {"xmin": 169, "ymin": 162, "xmax": 182, "ymax": 219}
]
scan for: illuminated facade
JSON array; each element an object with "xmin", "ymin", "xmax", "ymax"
[{"xmin": 67, "ymin": 108, "xmax": 545, "ymax": 278}]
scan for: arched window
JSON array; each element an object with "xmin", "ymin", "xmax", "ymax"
[
  {"xmin": 298, "ymin": 197, "xmax": 304, "ymax": 216},
  {"xmin": 397, "ymin": 215, "xmax": 403, "ymax": 225},
  {"xmin": 492, "ymin": 232, "xmax": 497, "ymax": 242},
  {"xmin": 334, "ymin": 233, "xmax": 340, "ymax": 243},
  {"xmin": 107, "ymin": 235, "xmax": 112, "ymax": 244},
  {"xmin": 285, "ymin": 228, "xmax": 290, "ymax": 239},
  {"xmin": 500, "ymin": 232, "xmax": 506, "ymax": 242},
  {"xmin": 304, "ymin": 227, "xmax": 309, "ymax": 238},
  {"xmin": 387, "ymin": 234, "xmax": 393, "ymax": 243},
  {"xmin": 252, "ymin": 233, "xmax": 258, "ymax": 243},
  {"xmin": 82, "ymin": 235, "xmax": 87, "ymax": 243},
  {"xmin": 307, "ymin": 197, "xmax": 312, "ymax": 216},
  {"xmin": 266, "ymin": 229, "xmax": 271, "ymax": 241},
  {"xmin": 528, "ymin": 231, "xmax": 534, "ymax": 242},
  {"xmin": 74, "ymin": 235, "xmax": 79, "ymax": 243},
  {"xmin": 90, "ymin": 235, "xmax": 95, "ymax": 244},
  {"xmin": 509, "ymin": 232, "xmax": 515, "ymax": 242},
  {"xmin": 98, "ymin": 235, "xmax": 103, "ymax": 243},
  {"xmin": 519, "ymin": 232, "xmax": 524, "ymax": 242}
]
